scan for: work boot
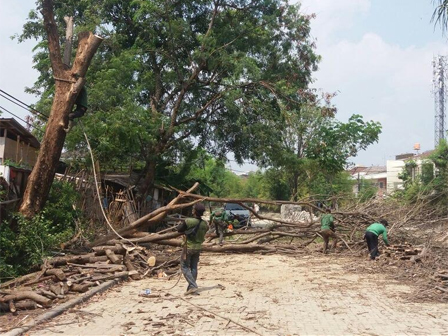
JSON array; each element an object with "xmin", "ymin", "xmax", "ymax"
[{"xmin": 184, "ymin": 287, "xmax": 199, "ymax": 296}]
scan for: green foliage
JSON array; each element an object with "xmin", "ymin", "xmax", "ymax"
[
  {"xmin": 429, "ymin": 139, "xmax": 448, "ymax": 194},
  {"xmin": 395, "ymin": 140, "xmax": 448, "ymax": 214},
  {"xmin": 398, "ymin": 160, "xmax": 417, "ymax": 188},
  {"xmin": 242, "ymin": 170, "xmax": 288, "ymax": 201},
  {"xmin": 421, "ymin": 161, "xmax": 434, "ymax": 185},
  {"xmin": 308, "ymin": 170, "xmax": 354, "ymax": 201},
  {"xmin": 170, "ymin": 149, "xmax": 244, "ymax": 198},
  {"xmin": 258, "ymin": 168, "xmax": 290, "ymax": 201},
  {"xmin": 2, "ymin": 159, "xmax": 31, "ymax": 170},
  {"xmin": 0, "ymin": 181, "xmax": 80, "ymax": 279},
  {"xmin": 357, "ymin": 178, "xmax": 377, "ymax": 202},
  {"xmin": 305, "ymin": 114, "xmax": 382, "ymax": 174}
]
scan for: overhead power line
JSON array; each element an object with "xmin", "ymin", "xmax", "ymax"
[
  {"xmin": 0, "ymin": 104, "xmax": 44, "ymax": 135},
  {"xmin": 0, "ymin": 104, "xmax": 34, "ymax": 128},
  {"xmin": 0, "ymin": 89, "xmax": 49, "ymax": 120}
]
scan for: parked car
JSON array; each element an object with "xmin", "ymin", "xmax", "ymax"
[{"xmin": 224, "ymin": 203, "xmax": 252, "ymax": 228}]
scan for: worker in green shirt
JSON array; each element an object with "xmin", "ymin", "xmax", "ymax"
[
  {"xmin": 210, "ymin": 209, "xmax": 232, "ymax": 245},
  {"xmin": 365, "ymin": 220, "xmax": 389, "ymax": 260},
  {"xmin": 320, "ymin": 208, "xmax": 338, "ymax": 254},
  {"xmin": 177, "ymin": 203, "xmax": 209, "ymax": 295}
]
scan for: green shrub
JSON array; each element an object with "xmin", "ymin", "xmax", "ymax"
[{"xmin": 0, "ymin": 180, "xmax": 80, "ymax": 280}]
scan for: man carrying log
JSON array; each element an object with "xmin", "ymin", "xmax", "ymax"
[
  {"xmin": 364, "ymin": 219, "xmax": 389, "ymax": 260},
  {"xmin": 177, "ymin": 203, "xmax": 208, "ymax": 295},
  {"xmin": 320, "ymin": 208, "xmax": 337, "ymax": 254}
]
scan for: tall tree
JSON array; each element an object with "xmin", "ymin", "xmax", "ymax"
[
  {"xmin": 19, "ymin": 0, "xmax": 102, "ymax": 218},
  {"xmin": 262, "ymin": 89, "xmax": 381, "ymax": 200},
  {"xmin": 22, "ymin": 0, "xmax": 319, "ymax": 199}
]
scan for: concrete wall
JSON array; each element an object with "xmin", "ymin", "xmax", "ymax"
[
  {"xmin": 387, "ymin": 160, "xmax": 405, "ymax": 194},
  {"xmin": 351, "ymin": 172, "xmax": 387, "ymax": 196}
]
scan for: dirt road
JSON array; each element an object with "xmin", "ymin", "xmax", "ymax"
[{"xmin": 27, "ymin": 253, "xmax": 448, "ymax": 336}]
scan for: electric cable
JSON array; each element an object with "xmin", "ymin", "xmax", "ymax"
[
  {"xmin": 0, "ymin": 89, "xmax": 49, "ymax": 120},
  {"xmin": 0, "ymin": 104, "xmax": 43, "ymax": 135}
]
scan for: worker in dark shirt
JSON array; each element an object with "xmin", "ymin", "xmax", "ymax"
[
  {"xmin": 177, "ymin": 203, "xmax": 209, "ymax": 295},
  {"xmin": 69, "ymin": 87, "xmax": 88, "ymax": 120},
  {"xmin": 64, "ymin": 86, "xmax": 88, "ymax": 132},
  {"xmin": 320, "ymin": 208, "xmax": 337, "ymax": 254},
  {"xmin": 365, "ymin": 219, "xmax": 389, "ymax": 260}
]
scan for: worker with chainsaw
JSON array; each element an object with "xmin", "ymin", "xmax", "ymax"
[
  {"xmin": 365, "ymin": 219, "xmax": 389, "ymax": 260},
  {"xmin": 320, "ymin": 208, "xmax": 338, "ymax": 254},
  {"xmin": 210, "ymin": 208, "xmax": 234, "ymax": 245},
  {"xmin": 176, "ymin": 203, "xmax": 208, "ymax": 295}
]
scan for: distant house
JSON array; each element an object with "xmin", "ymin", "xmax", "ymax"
[
  {"xmin": 0, "ymin": 118, "xmax": 40, "ymax": 167},
  {"xmin": 0, "ymin": 118, "xmax": 40, "ymax": 199},
  {"xmin": 348, "ymin": 165, "xmax": 387, "ymax": 197},
  {"xmin": 386, "ymin": 151, "xmax": 434, "ymax": 194}
]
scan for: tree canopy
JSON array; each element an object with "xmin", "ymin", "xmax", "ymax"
[{"xmin": 20, "ymin": 0, "xmax": 381, "ymax": 201}]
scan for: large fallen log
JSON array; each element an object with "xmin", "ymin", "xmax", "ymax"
[
  {"xmin": 92, "ymin": 244, "xmax": 126, "ymax": 255},
  {"xmin": 0, "ymin": 300, "xmax": 38, "ymax": 312},
  {"xmin": 150, "ymin": 239, "xmax": 277, "ymax": 253},
  {"xmin": 173, "ymin": 191, "xmax": 319, "ymax": 227},
  {"xmin": 0, "ymin": 291, "xmax": 52, "ymax": 307},
  {"xmin": 109, "ymin": 228, "xmax": 275, "ymax": 245},
  {"xmin": 47, "ymin": 253, "xmax": 112, "ymax": 266}
]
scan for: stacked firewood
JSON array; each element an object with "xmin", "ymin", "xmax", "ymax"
[
  {"xmin": 0, "ymin": 244, "xmax": 180, "ymax": 314},
  {"xmin": 383, "ymin": 243, "xmax": 426, "ymax": 261},
  {"xmin": 434, "ymin": 271, "xmax": 448, "ymax": 293}
]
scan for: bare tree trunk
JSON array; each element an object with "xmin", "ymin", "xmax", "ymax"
[
  {"xmin": 63, "ymin": 16, "xmax": 74, "ymax": 66},
  {"xmin": 139, "ymin": 160, "xmax": 157, "ymax": 200},
  {"xmin": 19, "ymin": 0, "xmax": 103, "ymax": 218}
]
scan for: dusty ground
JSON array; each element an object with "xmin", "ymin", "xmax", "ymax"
[{"xmin": 11, "ymin": 252, "xmax": 447, "ymax": 336}]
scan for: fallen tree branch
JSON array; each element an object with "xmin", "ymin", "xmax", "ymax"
[{"xmin": 90, "ymin": 183, "xmax": 201, "ymax": 246}]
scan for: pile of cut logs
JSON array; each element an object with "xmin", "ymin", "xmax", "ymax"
[
  {"xmin": 434, "ymin": 271, "xmax": 448, "ymax": 293},
  {"xmin": 384, "ymin": 243, "xmax": 426, "ymax": 262},
  {"xmin": 0, "ymin": 244, "xmax": 180, "ymax": 314}
]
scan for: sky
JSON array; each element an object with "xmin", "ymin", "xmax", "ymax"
[
  {"xmin": 298, "ymin": 0, "xmax": 448, "ymax": 167},
  {"xmin": 0, "ymin": 0, "xmax": 447, "ymax": 173}
]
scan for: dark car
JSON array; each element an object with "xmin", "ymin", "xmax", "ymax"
[{"xmin": 224, "ymin": 203, "xmax": 252, "ymax": 228}]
